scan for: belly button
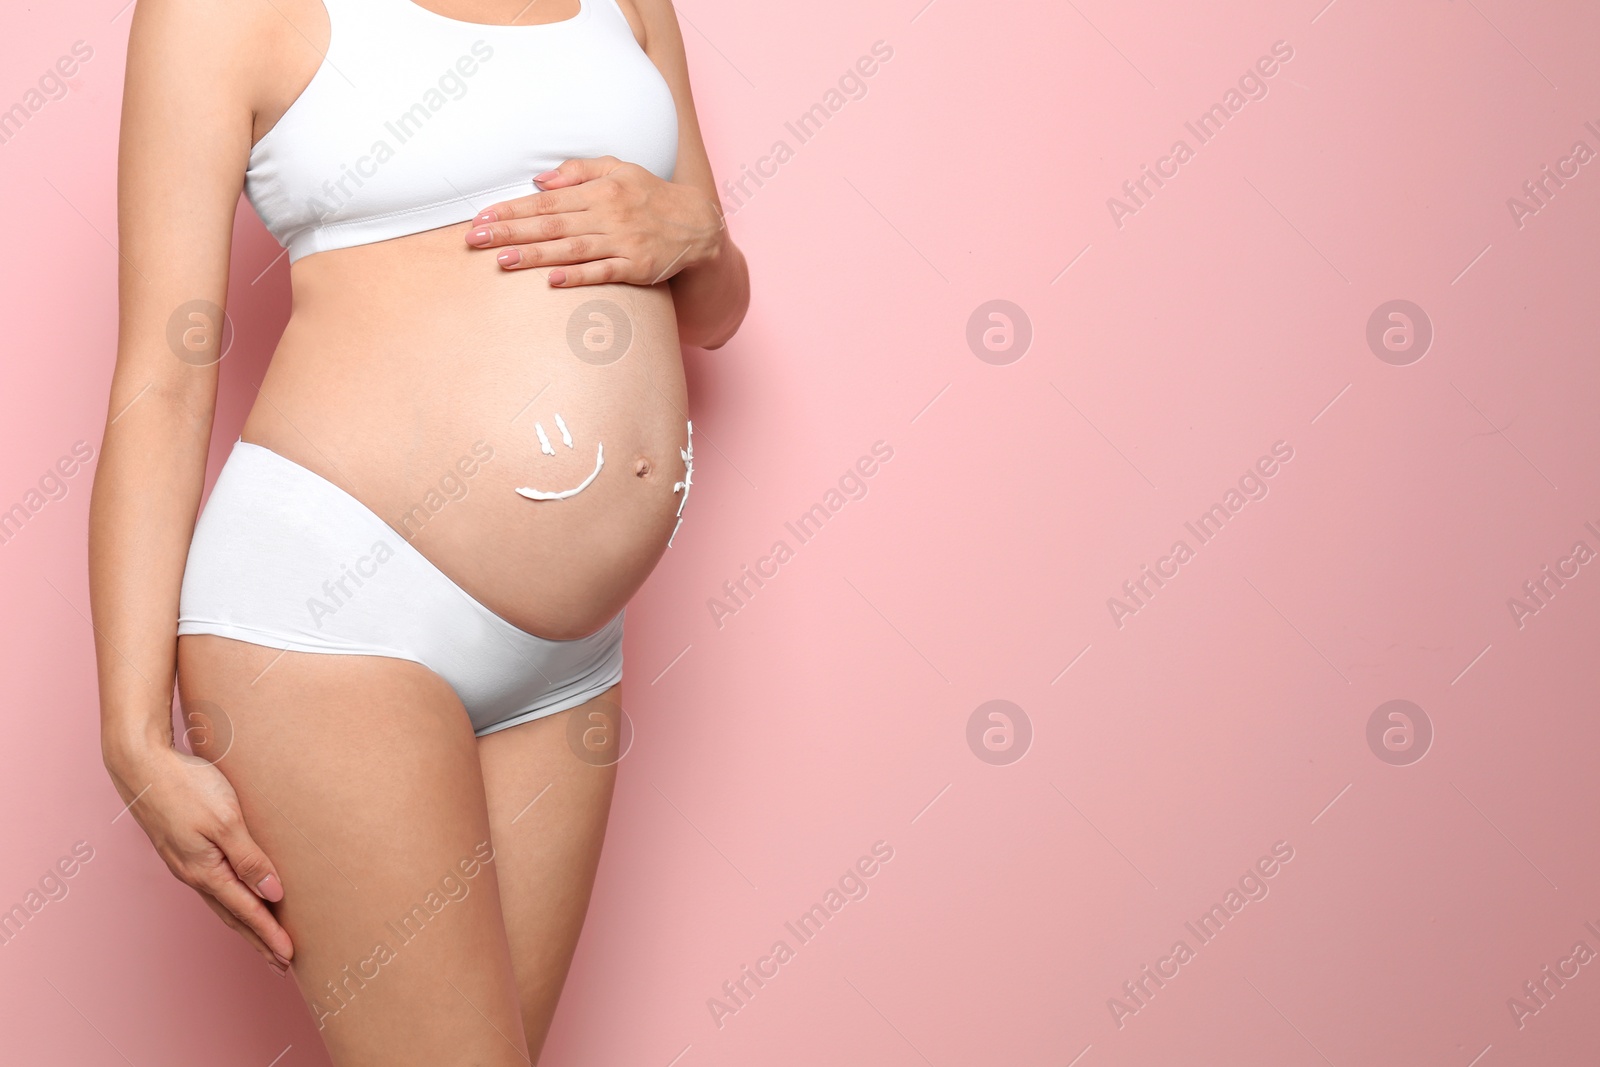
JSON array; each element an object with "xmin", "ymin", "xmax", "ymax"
[{"xmin": 634, "ymin": 456, "xmax": 652, "ymax": 478}]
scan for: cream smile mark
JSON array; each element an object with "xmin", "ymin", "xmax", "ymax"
[{"xmin": 516, "ymin": 412, "xmax": 605, "ymax": 500}]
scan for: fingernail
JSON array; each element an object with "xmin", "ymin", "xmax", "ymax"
[
  {"xmin": 474, "ymin": 210, "xmax": 497, "ymax": 224},
  {"xmin": 255, "ymin": 873, "xmax": 284, "ymax": 902},
  {"xmin": 534, "ymin": 170, "xmax": 560, "ymax": 183},
  {"xmin": 269, "ymin": 960, "xmax": 287, "ymax": 977},
  {"xmin": 274, "ymin": 952, "xmax": 292, "ymax": 968},
  {"xmin": 468, "ymin": 228, "xmax": 493, "ymax": 246},
  {"xmin": 498, "ymin": 249, "xmax": 521, "ymax": 267},
  {"xmin": 549, "ymin": 269, "xmax": 566, "ymax": 285}
]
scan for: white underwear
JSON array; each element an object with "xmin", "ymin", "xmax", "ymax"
[{"xmin": 176, "ymin": 440, "xmax": 624, "ymax": 736}]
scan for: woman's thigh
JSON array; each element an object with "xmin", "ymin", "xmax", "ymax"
[
  {"xmin": 477, "ymin": 684, "xmax": 622, "ymax": 1059},
  {"xmin": 177, "ymin": 633, "xmax": 532, "ymax": 1066}
]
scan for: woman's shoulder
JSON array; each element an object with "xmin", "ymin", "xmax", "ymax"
[
  {"xmin": 128, "ymin": 0, "xmax": 283, "ymax": 44},
  {"xmin": 126, "ymin": 0, "xmax": 325, "ymax": 79},
  {"xmin": 126, "ymin": 0, "xmax": 325, "ymax": 134}
]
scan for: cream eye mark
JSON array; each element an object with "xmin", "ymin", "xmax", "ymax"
[
  {"xmin": 533, "ymin": 414, "xmax": 576, "ymax": 456},
  {"xmin": 516, "ymin": 412, "xmax": 605, "ymax": 501}
]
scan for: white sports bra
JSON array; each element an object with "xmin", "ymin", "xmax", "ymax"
[{"xmin": 244, "ymin": 0, "xmax": 680, "ymax": 263}]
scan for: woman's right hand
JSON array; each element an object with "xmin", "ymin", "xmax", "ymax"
[{"xmin": 105, "ymin": 745, "xmax": 293, "ymax": 975}]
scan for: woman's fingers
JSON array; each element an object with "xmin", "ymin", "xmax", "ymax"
[
  {"xmin": 472, "ymin": 157, "xmax": 618, "ymax": 226},
  {"xmin": 462, "ymin": 158, "xmax": 699, "ymax": 286},
  {"xmin": 165, "ymin": 818, "xmax": 295, "ymax": 964},
  {"xmin": 469, "ymin": 182, "xmax": 590, "ymax": 238},
  {"xmin": 472, "ymin": 189, "xmax": 572, "ymax": 227},
  {"xmin": 491, "ymin": 235, "xmax": 616, "ymax": 272},
  {"xmin": 214, "ymin": 818, "xmax": 285, "ymax": 903},
  {"xmin": 194, "ymin": 888, "xmax": 287, "ymax": 975},
  {"xmin": 207, "ymin": 821, "xmax": 295, "ymax": 962},
  {"xmin": 526, "ymin": 157, "xmax": 613, "ymax": 191},
  {"xmin": 122, "ymin": 752, "xmax": 295, "ymax": 973},
  {"xmin": 209, "ymin": 870, "xmax": 294, "ymax": 964},
  {"xmin": 544, "ymin": 258, "xmax": 634, "ymax": 287},
  {"xmin": 465, "ymin": 207, "xmax": 589, "ymax": 251}
]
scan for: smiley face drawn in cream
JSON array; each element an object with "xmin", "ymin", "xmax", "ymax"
[{"xmin": 515, "ymin": 413, "xmax": 605, "ymax": 501}]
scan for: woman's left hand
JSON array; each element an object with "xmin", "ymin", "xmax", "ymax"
[{"xmin": 465, "ymin": 156, "xmax": 725, "ymax": 287}]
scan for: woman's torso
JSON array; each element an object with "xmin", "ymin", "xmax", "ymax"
[{"xmin": 237, "ymin": 0, "xmax": 689, "ymax": 640}]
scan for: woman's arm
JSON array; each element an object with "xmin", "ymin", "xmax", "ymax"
[
  {"xmin": 91, "ymin": 0, "xmax": 293, "ymax": 970},
  {"xmin": 634, "ymin": 0, "xmax": 749, "ymax": 350}
]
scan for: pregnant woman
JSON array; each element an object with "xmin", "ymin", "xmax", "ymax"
[{"xmin": 88, "ymin": 0, "xmax": 747, "ymax": 1062}]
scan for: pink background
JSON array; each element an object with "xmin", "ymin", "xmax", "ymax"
[{"xmin": 4, "ymin": 0, "xmax": 1600, "ymax": 1063}]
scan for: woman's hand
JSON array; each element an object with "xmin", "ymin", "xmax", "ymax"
[
  {"xmin": 106, "ymin": 745, "xmax": 292, "ymax": 975},
  {"xmin": 464, "ymin": 156, "xmax": 726, "ymax": 287}
]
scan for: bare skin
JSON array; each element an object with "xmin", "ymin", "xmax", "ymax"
[
  {"xmin": 90, "ymin": 0, "xmax": 748, "ymax": 1061},
  {"xmin": 175, "ymin": 636, "xmax": 622, "ymax": 1062}
]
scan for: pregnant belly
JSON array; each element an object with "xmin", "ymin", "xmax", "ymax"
[{"xmin": 240, "ymin": 224, "xmax": 691, "ymax": 641}]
